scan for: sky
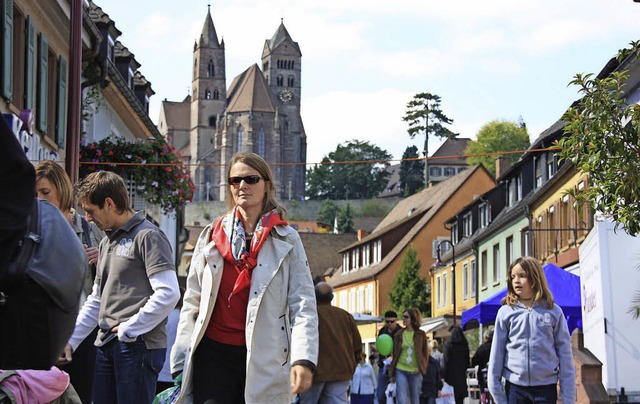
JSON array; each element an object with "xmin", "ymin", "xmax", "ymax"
[{"xmin": 99, "ymin": 0, "xmax": 640, "ymax": 166}]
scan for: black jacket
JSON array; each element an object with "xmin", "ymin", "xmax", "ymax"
[
  {"xmin": 421, "ymin": 354, "xmax": 444, "ymax": 398},
  {"xmin": 471, "ymin": 339, "xmax": 492, "ymax": 388}
]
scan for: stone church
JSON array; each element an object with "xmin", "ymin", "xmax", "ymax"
[{"xmin": 158, "ymin": 7, "xmax": 307, "ymax": 202}]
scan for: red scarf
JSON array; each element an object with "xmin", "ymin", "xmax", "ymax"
[{"xmin": 210, "ymin": 208, "xmax": 287, "ymax": 305}]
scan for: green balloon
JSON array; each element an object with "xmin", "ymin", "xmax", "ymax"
[{"xmin": 376, "ymin": 334, "xmax": 393, "ymax": 356}]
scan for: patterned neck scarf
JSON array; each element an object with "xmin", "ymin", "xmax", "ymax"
[{"xmin": 211, "ymin": 206, "xmax": 287, "ymax": 305}]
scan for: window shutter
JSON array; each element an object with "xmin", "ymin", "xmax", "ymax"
[
  {"xmin": 24, "ymin": 15, "xmax": 35, "ymax": 109},
  {"xmin": 2, "ymin": 0, "xmax": 14, "ymax": 100},
  {"xmin": 37, "ymin": 33, "xmax": 47, "ymax": 133},
  {"xmin": 56, "ymin": 56, "xmax": 67, "ymax": 148}
]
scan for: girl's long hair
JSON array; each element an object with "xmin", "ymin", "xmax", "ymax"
[{"xmin": 502, "ymin": 256, "xmax": 554, "ymax": 309}]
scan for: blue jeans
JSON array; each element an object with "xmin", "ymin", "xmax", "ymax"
[
  {"xmin": 298, "ymin": 380, "xmax": 350, "ymax": 404},
  {"xmin": 395, "ymin": 369, "xmax": 423, "ymax": 404},
  {"xmin": 377, "ymin": 366, "xmax": 389, "ymax": 403},
  {"xmin": 505, "ymin": 381, "xmax": 557, "ymax": 404},
  {"xmin": 93, "ymin": 338, "xmax": 165, "ymax": 404}
]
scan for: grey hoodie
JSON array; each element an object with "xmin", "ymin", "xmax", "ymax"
[{"xmin": 487, "ymin": 300, "xmax": 576, "ymax": 403}]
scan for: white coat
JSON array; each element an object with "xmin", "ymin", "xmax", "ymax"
[{"xmin": 170, "ymin": 223, "xmax": 319, "ymax": 404}]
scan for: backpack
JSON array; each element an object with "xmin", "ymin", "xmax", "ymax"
[{"xmin": 0, "ymin": 199, "xmax": 86, "ymax": 370}]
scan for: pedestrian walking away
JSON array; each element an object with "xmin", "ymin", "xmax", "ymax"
[
  {"xmin": 443, "ymin": 326, "xmax": 469, "ymax": 404},
  {"xmin": 299, "ymin": 282, "xmax": 361, "ymax": 404}
]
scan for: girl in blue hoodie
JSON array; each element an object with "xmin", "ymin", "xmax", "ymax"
[{"xmin": 487, "ymin": 257, "xmax": 576, "ymax": 404}]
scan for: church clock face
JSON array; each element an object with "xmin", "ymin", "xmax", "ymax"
[{"xmin": 278, "ymin": 90, "xmax": 293, "ymax": 103}]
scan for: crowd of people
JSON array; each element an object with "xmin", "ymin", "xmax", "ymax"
[{"xmin": 1, "ymin": 114, "xmax": 576, "ymax": 403}]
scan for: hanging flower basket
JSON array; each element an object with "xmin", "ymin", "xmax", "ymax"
[{"xmin": 79, "ymin": 136, "xmax": 194, "ymax": 214}]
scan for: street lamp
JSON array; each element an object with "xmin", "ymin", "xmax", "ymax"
[{"xmin": 432, "ymin": 240, "xmax": 456, "ymax": 325}]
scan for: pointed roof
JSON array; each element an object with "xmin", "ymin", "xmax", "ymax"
[
  {"xmin": 263, "ymin": 20, "xmax": 301, "ymax": 57},
  {"xmin": 226, "ymin": 64, "xmax": 277, "ymax": 113},
  {"xmin": 199, "ymin": 8, "xmax": 220, "ymax": 48}
]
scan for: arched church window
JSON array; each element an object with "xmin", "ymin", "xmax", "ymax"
[
  {"xmin": 287, "ymin": 76, "xmax": 294, "ymax": 87},
  {"xmin": 205, "ymin": 88, "xmax": 211, "ymax": 100},
  {"xmin": 207, "ymin": 60, "xmax": 215, "ymax": 77},
  {"xmin": 277, "ymin": 75, "xmax": 284, "ymax": 87},
  {"xmin": 258, "ymin": 128, "xmax": 265, "ymax": 157},
  {"xmin": 194, "ymin": 58, "xmax": 198, "ymax": 76},
  {"xmin": 237, "ymin": 126, "xmax": 244, "ymax": 152},
  {"xmin": 209, "ymin": 116, "xmax": 216, "ymax": 127},
  {"xmin": 291, "ymin": 61, "xmax": 295, "ymax": 69},
  {"xmin": 213, "ymin": 89, "xmax": 219, "ymax": 100}
]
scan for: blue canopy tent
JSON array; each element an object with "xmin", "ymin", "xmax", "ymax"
[{"xmin": 461, "ymin": 263, "xmax": 582, "ymax": 334}]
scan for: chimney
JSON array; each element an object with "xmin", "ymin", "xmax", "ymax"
[
  {"xmin": 357, "ymin": 229, "xmax": 368, "ymax": 240},
  {"xmin": 495, "ymin": 157, "xmax": 511, "ymax": 179}
]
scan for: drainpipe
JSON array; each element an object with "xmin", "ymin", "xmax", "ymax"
[{"xmin": 65, "ymin": 0, "xmax": 82, "ymax": 184}]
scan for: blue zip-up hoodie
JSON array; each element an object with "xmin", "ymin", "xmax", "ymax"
[{"xmin": 487, "ymin": 301, "xmax": 576, "ymax": 403}]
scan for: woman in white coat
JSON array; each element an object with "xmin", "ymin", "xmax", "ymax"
[
  {"xmin": 351, "ymin": 352, "xmax": 378, "ymax": 404},
  {"xmin": 170, "ymin": 152, "xmax": 319, "ymax": 404}
]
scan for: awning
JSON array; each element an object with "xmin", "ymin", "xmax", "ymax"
[
  {"xmin": 420, "ymin": 317, "xmax": 448, "ymax": 334},
  {"xmin": 350, "ymin": 313, "xmax": 383, "ymax": 325}
]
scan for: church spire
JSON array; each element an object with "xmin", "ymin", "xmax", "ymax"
[{"xmin": 199, "ymin": 6, "xmax": 220, "ymax": 48}]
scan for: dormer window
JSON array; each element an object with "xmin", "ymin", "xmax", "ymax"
[
  {"xmin": 107, "ymin": 35, "xmax": 115, "ymax": 63},
  {"xmin": 479, "ymin": 203, "xmax": 491, "ymax": 228},
  {"xmin": 451, "ymin": 223, "xmax": 459, "ymax": 244},
  {"xmin": 462, "ymin": 212, "xmax": 472, "ymax": 237},
  {"xmin": 127, "ymin": 67, "xmax": 134, "ymax": 88}
]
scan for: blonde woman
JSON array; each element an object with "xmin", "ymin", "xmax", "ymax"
[{"xmin": 171, "ymin": 152, "xmax": 318, "ymax": 403}]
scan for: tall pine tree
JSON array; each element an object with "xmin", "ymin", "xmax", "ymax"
[{"xmin": 388, "ymin": 245, "xmax": 430, "ymax": 316}]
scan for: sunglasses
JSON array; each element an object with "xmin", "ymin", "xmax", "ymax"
[
  {"xmin": 229, "ymin": 175, "xmax": 262, "ymax": 185},
  {"xmin": 385, "ymin": 320, "xmax": 396, "ymax": 324},
  {"xmin": 402, "ymin": 315, "xmax": 410, "ymax": 319}
]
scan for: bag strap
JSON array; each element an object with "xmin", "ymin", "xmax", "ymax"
[
  {"xmin": 81, "ymin": 217, "xmax": 92, "ymax": 247},
  {"xmin": 4, "ymin": 199, "xmax": 39, "ymax": 285},
  {"xmin": 0, "ymin": 370, "xmax": 18, "ymax": 403}
]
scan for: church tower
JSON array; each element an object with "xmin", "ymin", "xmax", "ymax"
[
  {"xmin": 261, "ymin": 20, "xmax": 306, "ymax": 200},
  {"xmin": 190, "ymin": 6, "xmax": 226, "ymax": 201}
]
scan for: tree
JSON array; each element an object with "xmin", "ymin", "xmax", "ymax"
[
  {"xmin": 465, "ymin": 120, "xmax": 531, "ymax": 177},
  {"xmin": 558, "ymin": 41, "xmax": 640, "ymax": 318},
  {"xmin": 306, "ymin": 140, "xmax": 392, "ymax": 200},
  {"xmin": 316, "ymin": 199, "xmax": 338, "ymax": 226},
  {"xmin": 337, "ymin": 203, "xmax": 355, "ymax": 234},
  {"xmin": 399, "ymin": 145, "xmax": 424, "ymax": 197},
  {"xmin": 402, "ymin": 93, "xmax": 457, "ymax": 186},
  {"xmin": 388, "ymin": 245, "xmax": 430, "ymax": 316}
]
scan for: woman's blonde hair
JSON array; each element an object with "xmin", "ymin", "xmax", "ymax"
[
  {"xmin": 502, "ymin": 256, "xmax": 554, "ymax": 309},
  {"xmin": 35, "ymin": 160, "xmax": 74, "ymax": 213},
  {"xmin": 225, "ymin": 152, "xmax": 287, "ymax": 218}
]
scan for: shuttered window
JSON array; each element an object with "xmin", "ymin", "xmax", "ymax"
[
  {"xmin": 37, "ymin": 32, "xmax": 48, "ymax": 133},
  {"xmin": 1, "ymin": 0, "xmax": 13, "ymax": 100},
  {"xmin": 24, "ymin": 15, "xmax": 34, "ymax": 109},
  {"xmin": 56, "ymin": 56, "xmax": 67, "ymax": 148}
]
